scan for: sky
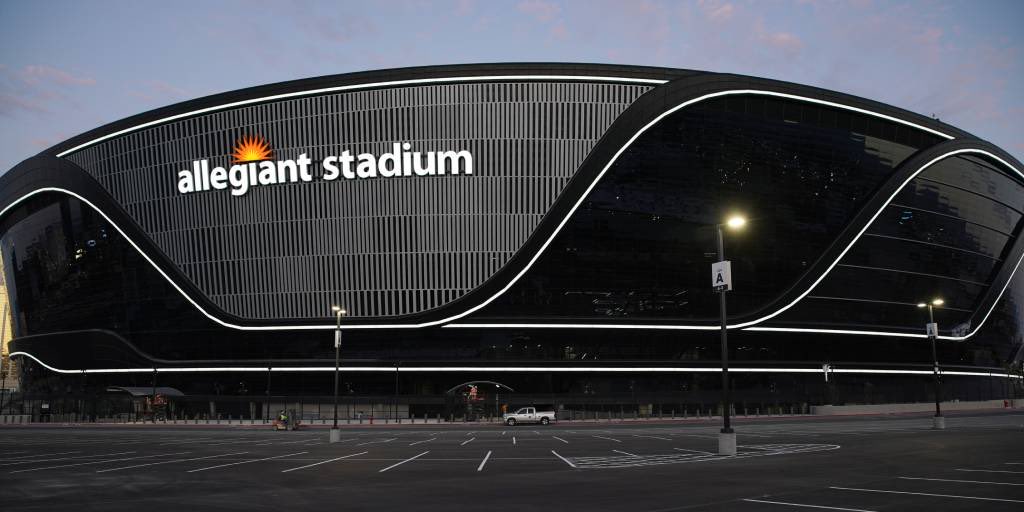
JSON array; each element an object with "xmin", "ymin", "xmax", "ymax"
[{"xmin": 0, "ymin": 0, "xmax": 1021, "ymax": 174}]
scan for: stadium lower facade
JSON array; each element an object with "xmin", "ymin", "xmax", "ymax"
[{"xmin": 1, "ymin": 64, "xmax": 1022, "ymax": 421}]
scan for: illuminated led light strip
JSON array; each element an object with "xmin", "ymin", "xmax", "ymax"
[
  {"xmin": 10, "ymin": 352, "xmax": 1019, "ymax": 379},
  {"xmin": 55, "ymin": 74, "xmax": 669, "ymax": 157},
  {"xmin": 13, "ymin": 88, "xmax": 965, "ymax": 334},
  {"xmin": 449, "ymin": 148, "xmax": 1024, "ymax": 340}
]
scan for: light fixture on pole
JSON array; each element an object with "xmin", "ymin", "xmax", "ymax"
[
  {"xmin": 712, "ymin": 213, "xmax": 746, "ymax": 456},
  {"xmin": 917, "ymin": 298, "xmax": 945, "ymax": 430},
  {"xmin": 330, "ymin": 305, "xmax": 347, "ymax": 442}
]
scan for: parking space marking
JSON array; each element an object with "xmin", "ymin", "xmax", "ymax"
[
  {"xmin": 461, "ymin": 437, "xmax": 475, "ymax": 446},
  {"xmin": 742, "ymin": 498, "xmax": 876, "ymax": 511},
  {"xmin": 512, "ymin": 436, "xmax": 516, "ymax": 445},
  {"xmin": 552, "ymin": 436, "xmax": 568, "ymax": 444},
  {"xmin": 551, "ymin": 450, "xmax": 576, "ymax": 469},
  {"xmin": 613, "ymin": 450, "xmax": 638, "ymax": 456},
  {"xmin": 477, "ymin": 451, "xmax": 492, "ymax": 472},
  {"xmin": 357, "ymin": 438, "xmax": 397, "ymax": 447},
  {"xmin": 409, "ymin": 438, "xmax": 436, "ymax": 446},
  {"xmin": 378, "ymin": 451, "xmax": 429, "ymax": 473},
  {"xmin": 673, "ymin": 448, "xmax": 713, "ymax": 455},
  {"xmin": 957, "ymin": 468, "xmax": 1024, "ymax": 474},
  {"xmin": 592, "ymin": 435, "xmax": 621, "ymax": 443},
  {"xmin": 281, "ymin": 451, "xmax": 367, "ymax": 473},
  {"xmin": 12, "ymin": 451, "xmax": 188, "ymax": 474},
  {"xmin": 1, "ymin": 451, "xmax": 136, "ymax": 467},
  {"xmin": 1, "ymin": 451, "xmax": 80, "ymax": 462},
  {"xmin": 501, "ymin": 431, "xmax": 506, "ymax": 436},
  {"xmin": 829, "ymin": 486, "xmax": 1024, "ymax": 503},
  {"xmin": 632, "ymin": 435, "xmax": 671, "ymax": 441},
  {"xmin": 898, "ymin": 476, "xmax": 1024, "ymax": 486},
  {"xmin": 187, "ymin": 451, "xmax": 308, "ymax": 473},
  {"xmin": 97, "ymin": 452, "xmax": 248, "ymax": 473}
]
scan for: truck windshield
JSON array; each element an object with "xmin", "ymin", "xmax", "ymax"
[{"xmin": 515, "ymin": 408, "xmax": 528, "ymax": 414}]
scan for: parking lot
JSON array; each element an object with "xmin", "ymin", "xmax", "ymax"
[{"xmin": 1, "ymin": 411, "xmax": 1022, "ymax": 511}]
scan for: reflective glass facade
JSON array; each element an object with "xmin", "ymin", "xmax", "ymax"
[{"xmin": 0, "ymin": 65, "xmax": 1021, "ymax": 411}]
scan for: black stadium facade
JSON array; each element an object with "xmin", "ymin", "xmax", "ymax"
[{"xmin": 1, "ymin": 64, "xmax": 1022, "ymax": 420}]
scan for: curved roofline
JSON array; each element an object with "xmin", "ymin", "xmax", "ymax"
[{"xmin": 39, "ymin": 62, "xmax": 974, "ymax": 161}]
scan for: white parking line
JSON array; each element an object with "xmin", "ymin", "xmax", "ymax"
[
  {"xmin": 957, "ymin": 468, "xmax": 1024, "ymax": 474},
  {"xmin": 0, "ymin": 451, "xmax": 81, "ymax": 462},
  {"xmin": 379, "ymin": 451, "xmax": 429, "ymax": 473},
  {"xmin": 97, "ymin": 452, "xmax": 248, "ymax": 473},
  {"xmin": 552, "ymin": 436, "xmax": 569, "ymax": 444},
  {"xmin": 461, "ymin": 437, "xmax": 476, "ymax": 446},
  {"xmin": 673, "ymin": 448, "xmax": 713, "ymax": 455},
  {"xmin": 501, "ymin": 431, "xmax": 506, "ymax": 436},
  {"xmin": 0, "ymin": 451, "xmax": 139, "ymax": 467},
  {"xmin": 477, "ymin": 451, "xmax": 492, "ymax": 472},
  {"xmin": 632, "ymin": 435, "xmax": 671, "ymax": 441},
  {"xmin": 281, "ymin": 451, "xmax": 367, "ymax": 473},
  {"xmin": 742, "ymin": 498, "xmax": 876, "ymax": 511},
  {"xmin": 187, "ymin": 451, "xmax": 307, "ymax": 473},
  {"xmin": 830, "ymin": 486, "xmax": 1024, "ymax": 503},
  {"xmin": 356, "ymin": 438, "xmax": 397, "ymax": 446},
  {"xmin": 512, "ymin": 437, "xmax": 517, "ymax": 445},
  {"xmin": 899, "ymin": 476, "xmax": 1024, "ymax": 486},
  {"xmin": 551, "ymin": 450, "xmax": 576, "ymax": 469},
  {"xmin": 12, "ymin": 451, "xmax": 188, "ymax": 474},
  {"xmin": 533, "ymin": 430, "xmax": 541, "ymax": 435},
  {"xmin": 592, "ymin": 435, "xmax": 621, "ymax": 443},
  {"xmin": 409, "ymin": 438, "xmax": 436, "ymax": 446},
  {"xmin": 612, "ymin": 450, "xmax": 637, "ymax": 456}
]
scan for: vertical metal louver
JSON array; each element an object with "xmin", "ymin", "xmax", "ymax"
[{"xmin": 65, "ymin": 81, "xmax": 652, "ymax": 319}]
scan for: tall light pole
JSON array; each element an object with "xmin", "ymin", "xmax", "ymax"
[
  {"xmin": 330, "ymin": 305, "xmax": 347, "ymax": 443},
  {"xmin": 917, "ymin": 298, "xmax": 945, "ymax": 430},
  {"xmin": 713, "ymin": 214, "xmax": 746, "ymax": 456}
]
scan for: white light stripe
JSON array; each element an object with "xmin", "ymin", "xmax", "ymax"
[
  {"xmin": 55, "ymin": 74, "xmax": 668, "ymax": 157},
  {"xmin": 4, "ymin": 91, "xmax": 970, "ymax": 335},
  {"xmin": 9, "ymin": 351, "xmax": 1021, "ymax": 379},
  {"xmin": 448, "ymin": 148, "xmax": 1024, "ymax": 340}
]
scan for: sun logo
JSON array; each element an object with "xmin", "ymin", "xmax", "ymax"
[{"xmin": 232, "ymin": 134, "xmax": 273, "ymax": 163}]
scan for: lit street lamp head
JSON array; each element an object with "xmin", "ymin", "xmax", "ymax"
[
  {"xmin": 331, "ymin": 305, "xmax": 347, "ymax": 315},
  {"xmin": 725, "ymin": 215, "xmax": 747, "ymax": 230},
  {"xmin": 932, "ymin": 298, "xmax": 945, "ymax": 306}
]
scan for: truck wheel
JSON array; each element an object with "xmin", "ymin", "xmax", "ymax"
[
  {"xmin": 506, "ymin": 418, "xmax": 516, "ymax": 426},
  {"xmin": 540, "ymin": 417, "xmax": 549, "ymax": 425}
]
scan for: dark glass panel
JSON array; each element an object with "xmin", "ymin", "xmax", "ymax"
[
  {"xmin": 840, "ymin": 234, "xmax": 1000, "ymax": 284},
  {"xmin": 867, "ymin": 205, "xmax": 1012, "ymax": 259},
  {"xmin": 921, "ymin": 155, "xmax": 1024, "ymax": 210},
  {"xmin": 771, "ymin": 297, "xmax": 972, "ymax": 333},
  {"xmin": 477, "ymin": 94, "xmax": 942, "ymax": 321},
  {"xmin": 810, "ymin": 265, "xmax": 984, "ymax": 311},
  {"xmin": 893, "ymin": 178, "xmax": 1021, "ymax": 235}
]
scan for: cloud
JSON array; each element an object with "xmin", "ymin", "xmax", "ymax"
[
  {"xmin": 517, "ymin": 0, "xmax": 561, "ymax": 22},
  {"xmin": 0, "ymin": 64, "xmax": 95, "ymax": 118},
  {"xmin": 706, "ymin": 2, "xmax": 735, "ymax": 22},
  {"xmin": 17, "ymin": 65, "xmax": 95, "ymax": 87},
  {"xmin": 759, "ymin": 31, "xmax": 804, "ymax": 53}
]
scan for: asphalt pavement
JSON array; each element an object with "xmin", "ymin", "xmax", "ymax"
[{"xmin": 1, "ymin": 411, "xmax": 1023, "ymax": 511}]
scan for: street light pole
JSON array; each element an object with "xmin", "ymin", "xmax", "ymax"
[
  {"xmin": 717, "ymin": 224, "xmax": 732, "ymax": 437},
  {"xmin": 918, "ymin": 298, "xmax": 945, "ymax": 430},
  {"xmin": 330, "ymin": 306, "xmax": 347, "ymax": 442},
  {"xmin": 713, "ymin": 214, "xmax": 745, "ymax": 456}
]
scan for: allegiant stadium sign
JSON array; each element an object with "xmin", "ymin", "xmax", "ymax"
[{"xmin": 176, "ymin": 135, "xmax": 473, "ymax": 197}]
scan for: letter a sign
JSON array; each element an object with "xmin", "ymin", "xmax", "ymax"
[{"xmin": 712, "ymin": 260, "xmax": 732, "ymax": 291}]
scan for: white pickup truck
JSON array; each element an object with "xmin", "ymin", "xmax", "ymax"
[{"xmin": 502, "ymin": 407, "xmax": 555, "ymax": 426}]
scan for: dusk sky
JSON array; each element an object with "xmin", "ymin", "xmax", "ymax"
[{"xmin": 1, "ymin": 0, "xmax": 1021, "ymax": 174}]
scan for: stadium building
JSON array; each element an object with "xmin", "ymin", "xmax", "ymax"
[{"xmin": 1, "ymin": 64, "xmax": 1022, "ymax": 421}]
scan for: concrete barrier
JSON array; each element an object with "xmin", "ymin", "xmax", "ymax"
[{"xmin": 811, "ymin": 399, "xmax": 1018, "ymax": 415}]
